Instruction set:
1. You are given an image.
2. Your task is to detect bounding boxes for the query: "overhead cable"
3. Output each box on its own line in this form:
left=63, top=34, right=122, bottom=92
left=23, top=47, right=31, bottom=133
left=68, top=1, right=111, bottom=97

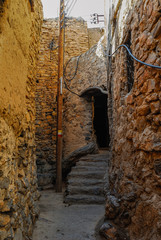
left=103, top=44, right=161, bottom=69
left=68, top=0, right=78, bottom=16
left=65, top=0, right=75, bottom=16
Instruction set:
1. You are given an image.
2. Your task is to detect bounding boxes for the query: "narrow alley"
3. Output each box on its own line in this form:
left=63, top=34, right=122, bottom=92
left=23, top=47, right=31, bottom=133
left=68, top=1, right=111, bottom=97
left=32, top=189, right=104, bottom=240
left=0, top=0, right=161, bottom=240
left=33, top=151, right=110, bottom=240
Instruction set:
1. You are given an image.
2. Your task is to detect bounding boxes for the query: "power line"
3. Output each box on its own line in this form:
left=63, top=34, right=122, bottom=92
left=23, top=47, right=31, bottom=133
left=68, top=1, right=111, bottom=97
left=68, top=0, right=78, bottom=16
left=102, top=44, right=161, bottom=69
left=65, top=0, right=75, bottom=16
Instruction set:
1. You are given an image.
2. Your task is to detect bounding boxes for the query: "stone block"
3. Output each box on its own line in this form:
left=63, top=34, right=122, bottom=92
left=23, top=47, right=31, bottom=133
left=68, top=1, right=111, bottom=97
left=0, top=214, right=10, bottom=227
left=146, top=93, right=158, bottom=102
left=125, top=94, right=134, bottom=105
left=148, top=79, right=156, bottom=92
left=152, top=19, right=161, bottom=38
left=137, top=105, right=150, bottom=116
left=150, top=101, right=160, bottom=114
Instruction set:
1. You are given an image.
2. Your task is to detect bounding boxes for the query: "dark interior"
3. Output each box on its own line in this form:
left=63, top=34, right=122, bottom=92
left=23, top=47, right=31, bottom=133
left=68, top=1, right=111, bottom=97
left=93, top=95, right=110, bottom=148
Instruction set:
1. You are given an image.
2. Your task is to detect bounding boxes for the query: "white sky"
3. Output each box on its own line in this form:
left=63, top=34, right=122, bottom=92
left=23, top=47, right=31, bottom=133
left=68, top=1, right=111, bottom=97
left=41, top=0, right=104, bottom=28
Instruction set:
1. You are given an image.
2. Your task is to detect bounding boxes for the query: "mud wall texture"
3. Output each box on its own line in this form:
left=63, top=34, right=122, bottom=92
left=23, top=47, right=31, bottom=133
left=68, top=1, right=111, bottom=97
left=35, top=18, right=90, bottom=188
left=105, top=0, right=161, bottom=239
left=63, top=44, right=107, bottom=158
left=0, top=0, right=43, bottom=239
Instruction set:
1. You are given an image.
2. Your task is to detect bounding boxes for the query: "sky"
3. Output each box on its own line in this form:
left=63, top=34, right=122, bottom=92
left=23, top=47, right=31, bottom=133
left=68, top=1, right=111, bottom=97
left=41, top=0, right=104, bottom=28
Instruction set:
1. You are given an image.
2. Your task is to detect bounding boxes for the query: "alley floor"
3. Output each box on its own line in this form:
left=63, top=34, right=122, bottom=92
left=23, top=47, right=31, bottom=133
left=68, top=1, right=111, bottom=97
left=32, top=189, right=105, bottom=240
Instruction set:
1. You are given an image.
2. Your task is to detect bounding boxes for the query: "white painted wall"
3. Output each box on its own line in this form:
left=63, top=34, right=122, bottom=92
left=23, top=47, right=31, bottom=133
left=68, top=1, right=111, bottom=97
left=104, top=0, right=137, bottom=52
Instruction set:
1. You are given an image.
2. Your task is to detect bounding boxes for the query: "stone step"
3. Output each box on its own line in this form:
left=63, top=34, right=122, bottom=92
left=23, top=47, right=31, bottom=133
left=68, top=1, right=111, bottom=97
left=68, top=178, right=105, bottom=186
left=77, top=161, right=107, bottom=167
left=81, top=153, right=110, bottom=159
left=67, top=185, right=104, bottom=196
left=64, top=194, right=105, bottom=204
left=72, top=165, right=106, bottom=171
left=64, top=152, right=111, bottom=204
left=68, top=170, right=105, bottom=179
left=78, top=158, right=108, bottom=162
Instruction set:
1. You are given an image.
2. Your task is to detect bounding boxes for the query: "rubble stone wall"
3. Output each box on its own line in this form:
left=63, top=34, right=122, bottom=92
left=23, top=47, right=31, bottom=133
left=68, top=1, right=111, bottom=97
left=63, top=44, right=107, bottom=157
left=88, top=28, right=104, bottom=48
left=35, top=18, right=90, bottom=188
left=105, top=0, right=161, bottom=239
left=0, top=0, right=43, bottom=239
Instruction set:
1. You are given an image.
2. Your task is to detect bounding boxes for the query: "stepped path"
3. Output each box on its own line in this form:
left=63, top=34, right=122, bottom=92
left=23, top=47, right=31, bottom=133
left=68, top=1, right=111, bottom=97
left=33, top=151, right=110, bottom=240
left=64, top=151, right=110, bottom=204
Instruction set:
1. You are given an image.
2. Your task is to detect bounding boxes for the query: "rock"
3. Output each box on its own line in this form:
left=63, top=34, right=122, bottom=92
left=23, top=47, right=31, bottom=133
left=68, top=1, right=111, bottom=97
left=146, top=93, right=158, bottom=102
left=99, top=222, right=117, bottom=240
left=0, top=177, right=10, bottom=189
left=137, top=105, right=150, bottom=116
left=148, top=79, right=156, bottom=92
left=0, top=214, right=10, bottom=227
left=152, top=19, right=161, bottom=38
left=150, top=101, right=160, bottom=114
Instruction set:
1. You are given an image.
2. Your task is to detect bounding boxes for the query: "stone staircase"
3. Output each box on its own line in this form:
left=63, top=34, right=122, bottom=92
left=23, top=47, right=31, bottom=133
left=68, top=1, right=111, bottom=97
left=64, top=151, right=110, bottom=204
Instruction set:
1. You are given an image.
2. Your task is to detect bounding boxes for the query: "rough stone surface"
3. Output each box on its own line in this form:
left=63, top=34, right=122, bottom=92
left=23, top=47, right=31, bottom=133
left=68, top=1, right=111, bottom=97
left=105, top=0, right=161, bottom=239
left=63, top=43, right=107, bottom=157
left=35, top=18, right=90, bottom=188
left=0, top=0, right=43, bottom=239
left=63, top=142, right=98, bottom=175
left=88, top=28, right=105, bottom=48
left=64, top=151, right=110, bottom=204
left=35, top=18, right=105, bottom=188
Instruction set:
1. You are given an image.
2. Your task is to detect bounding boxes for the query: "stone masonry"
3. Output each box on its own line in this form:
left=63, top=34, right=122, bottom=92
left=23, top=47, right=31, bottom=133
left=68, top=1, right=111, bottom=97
left=35, top=18, right=92, bottom=188
left=0, top=0, right=43, bottom=239
left=63, top=43, right=107, bottom=158
left=104, top=0, right=161, bottom=239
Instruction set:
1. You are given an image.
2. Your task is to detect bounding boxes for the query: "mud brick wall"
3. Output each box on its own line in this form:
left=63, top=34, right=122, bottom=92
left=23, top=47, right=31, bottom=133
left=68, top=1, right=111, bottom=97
left=105, top=0, right=161, bottom=239
left=0, top=0, right=43, bottom=239
left=35, top=18, right=89, bottom=188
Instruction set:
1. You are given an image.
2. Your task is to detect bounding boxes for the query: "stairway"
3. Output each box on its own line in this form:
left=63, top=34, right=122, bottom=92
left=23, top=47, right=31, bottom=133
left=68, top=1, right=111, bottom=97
left=64, top=151, right=110, bottom=204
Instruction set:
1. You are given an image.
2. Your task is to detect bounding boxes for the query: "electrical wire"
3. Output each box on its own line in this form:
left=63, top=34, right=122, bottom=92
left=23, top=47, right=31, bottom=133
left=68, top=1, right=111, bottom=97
left=63, top=55, right=81, bottom=81
left=64, top=78, right=80, bottom=97
left=104, top=44, right=161, bottom=69
left=65, top=0, right=75, bottom=16
left=68, top=0, right=78, bottom=16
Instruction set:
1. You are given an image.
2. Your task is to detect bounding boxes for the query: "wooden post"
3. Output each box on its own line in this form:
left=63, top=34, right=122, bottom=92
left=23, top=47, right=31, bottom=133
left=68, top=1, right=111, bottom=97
left=56, top=0, right=65, bottom=192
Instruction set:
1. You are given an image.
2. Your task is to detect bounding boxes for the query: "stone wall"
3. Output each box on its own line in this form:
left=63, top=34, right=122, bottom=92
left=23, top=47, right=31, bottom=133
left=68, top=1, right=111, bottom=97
left=104, top=0, right=161, bottom=239
left=88, top=28, right=104, bottom=48
left=35, top=18, right=90, bottom=188
left=63, top=43, right=107, bottom=158
left=0, top=0, right=43, bottom=239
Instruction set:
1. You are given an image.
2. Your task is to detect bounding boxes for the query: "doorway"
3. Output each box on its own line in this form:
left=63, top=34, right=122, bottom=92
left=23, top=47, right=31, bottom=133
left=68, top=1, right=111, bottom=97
left=93, top=94, right=110, bottom=148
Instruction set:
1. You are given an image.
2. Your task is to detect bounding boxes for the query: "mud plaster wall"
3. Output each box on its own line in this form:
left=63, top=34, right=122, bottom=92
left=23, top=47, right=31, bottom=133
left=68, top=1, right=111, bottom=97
left=35, top=18, right=90, bottom=188
left=105, top=0, right=161, bottom=239
left=63, top=44, right=107, bottom=158
left=0, top=0, right=43, bottom=239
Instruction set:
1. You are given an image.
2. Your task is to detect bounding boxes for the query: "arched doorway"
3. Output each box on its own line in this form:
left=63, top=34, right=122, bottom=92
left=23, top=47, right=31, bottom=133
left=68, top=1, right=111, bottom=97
left=93, top=94, right=110, bottom=148
left=80, top=86, right=110, bottom=149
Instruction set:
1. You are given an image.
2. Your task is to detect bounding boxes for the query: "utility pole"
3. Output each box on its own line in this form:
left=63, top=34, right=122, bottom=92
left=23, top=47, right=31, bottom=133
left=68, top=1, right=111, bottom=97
left=56, top=0, right=65, bottom=192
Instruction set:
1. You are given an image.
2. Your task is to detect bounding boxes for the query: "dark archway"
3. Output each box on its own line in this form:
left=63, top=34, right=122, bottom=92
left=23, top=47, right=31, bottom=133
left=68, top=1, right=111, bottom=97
left=80, top=86, right=110, bottom=149
left=93, top=95, right=110, bottom=148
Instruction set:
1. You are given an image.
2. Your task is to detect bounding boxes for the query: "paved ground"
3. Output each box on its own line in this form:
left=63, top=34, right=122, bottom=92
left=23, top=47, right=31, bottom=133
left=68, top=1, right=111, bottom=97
left=32, top=189, right=105, bottom=240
